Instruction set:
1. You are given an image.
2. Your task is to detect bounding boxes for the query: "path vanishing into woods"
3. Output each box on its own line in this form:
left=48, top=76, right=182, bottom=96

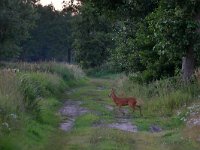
left=44, top=76, right=200, bottom=150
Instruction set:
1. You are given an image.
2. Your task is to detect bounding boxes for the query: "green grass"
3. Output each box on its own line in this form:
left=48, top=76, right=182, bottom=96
left=0, top=62, right=85, bottom=150
left=0, top=71, right=24, bottom=113
left=74, top=113, right=100, bottom=129
left=11, top=98, right=61, bottom=150
left=47, top=76, right=199, bottom=150
left=19, top=72, right=66, bottom=111
left=117, top=75, right=200, bottom=116
left=134, top=115, right=184, bottom=131
left=0, top=63, right=200, bottom=150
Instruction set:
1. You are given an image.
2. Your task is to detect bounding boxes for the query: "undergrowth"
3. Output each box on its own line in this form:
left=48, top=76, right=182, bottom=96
left=0, top=62, right=85, bottom=150
left=110, top=73, right=200, bottom=133
left=115, top=75, right=200, bottom=116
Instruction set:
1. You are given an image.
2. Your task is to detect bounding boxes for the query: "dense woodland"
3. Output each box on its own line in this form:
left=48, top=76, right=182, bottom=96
left=1, top=0, right=200, bottom=81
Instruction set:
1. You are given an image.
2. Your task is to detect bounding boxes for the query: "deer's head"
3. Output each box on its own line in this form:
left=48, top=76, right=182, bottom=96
left=108, top=88, right=115, bottom=97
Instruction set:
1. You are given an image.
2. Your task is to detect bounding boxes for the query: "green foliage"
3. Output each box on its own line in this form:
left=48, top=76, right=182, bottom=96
left=83, top=0, right=200, bottom=82
left=85, top=62, right=118, bottom=77
left=82, top=0, right=158, bottom=19
left=0, top=0, right=38, bottom=59
left=21, top=5, right=73, bottom=62
left=72, top=2, right=114, bottom=68
left=109, top=19, right=144, bottom=72
left=86, top=0, right=158, bottom=74
left=132, top=0, right=200, bottom=81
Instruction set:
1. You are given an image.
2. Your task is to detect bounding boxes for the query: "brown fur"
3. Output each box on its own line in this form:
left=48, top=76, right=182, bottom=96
left=109, top=88, right=142, bottom=116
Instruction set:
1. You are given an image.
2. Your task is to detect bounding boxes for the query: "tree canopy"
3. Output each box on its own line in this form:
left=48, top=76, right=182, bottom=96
left=78, top=0, right=200, bottom=81
left=21, top=4, right=73, bottom=62
left=0, top=0, right=38, bottom=60
left=0, top=0, right=200, bottom=82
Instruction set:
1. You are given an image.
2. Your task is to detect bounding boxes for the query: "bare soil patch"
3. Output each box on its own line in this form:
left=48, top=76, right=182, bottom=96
left=59, top=100, right=89, bottom=131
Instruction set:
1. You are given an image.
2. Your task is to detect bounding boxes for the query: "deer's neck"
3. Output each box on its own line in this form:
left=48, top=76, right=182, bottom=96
left=111, top=92, right=118, bottom=102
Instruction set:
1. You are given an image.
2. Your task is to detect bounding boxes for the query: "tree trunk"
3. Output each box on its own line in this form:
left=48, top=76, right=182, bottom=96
left=181, top=11, right=200, bottom=82
left=68, top=48, right=71, bottom=64
left=182, top=47, right=194, bottom=82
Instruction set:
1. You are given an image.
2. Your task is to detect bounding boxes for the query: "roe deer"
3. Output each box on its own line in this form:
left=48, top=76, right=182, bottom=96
left=109, top=88, right=142, bottom=116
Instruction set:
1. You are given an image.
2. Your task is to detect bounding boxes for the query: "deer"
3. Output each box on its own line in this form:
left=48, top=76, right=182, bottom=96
left=109, top=88, right=142, bottom=116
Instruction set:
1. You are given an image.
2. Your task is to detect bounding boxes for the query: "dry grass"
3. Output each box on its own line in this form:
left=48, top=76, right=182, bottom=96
left=2, top=62, right=85, bottom=79
left=0, top=70, right=24, bottom=113
left=0, top=62, right=85, bottom=150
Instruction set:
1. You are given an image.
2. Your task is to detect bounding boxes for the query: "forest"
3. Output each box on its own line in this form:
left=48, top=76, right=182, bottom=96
left=0, top=0, right=200, bottom=149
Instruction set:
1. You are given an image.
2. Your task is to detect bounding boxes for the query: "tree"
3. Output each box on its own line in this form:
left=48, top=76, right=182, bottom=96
left=137, top=0, right=200, bottom=81
left=21, top=4, right=73, bottom=62
left=0, top=0, right=38, bottom=60
left=71, top=2, right=114, bottom=68
left=89, top=0, right=158, bottom=75
left=87, top=0, right=200, bottom=82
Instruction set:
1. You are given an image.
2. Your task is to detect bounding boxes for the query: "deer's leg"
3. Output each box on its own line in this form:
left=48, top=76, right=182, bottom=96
left=132, top=107, right=136, bottom=112
left=119, top=105, right=125, bottom=115
left=136, top=105, right=142, bottom=116
left=130, top=105, right=135, bottom=112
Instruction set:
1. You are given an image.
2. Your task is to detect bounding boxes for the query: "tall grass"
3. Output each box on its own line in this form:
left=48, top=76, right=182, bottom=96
left=0, top=70, right=24, bottom=136
left=114, top=74, right=200, bottom=116
left=2, top=61, right=85, bottom=80
left=19, top=72, right=66, bottom=112
left=0, top=62, right=85, bottom=150
left=0, top=70, right=24, bottom=113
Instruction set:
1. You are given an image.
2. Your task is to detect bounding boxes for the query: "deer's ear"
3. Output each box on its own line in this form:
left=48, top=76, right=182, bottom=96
left=111, top=88, right=115, bottom=92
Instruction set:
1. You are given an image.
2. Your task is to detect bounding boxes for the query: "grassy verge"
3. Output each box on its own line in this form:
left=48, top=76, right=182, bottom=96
left=0, top=62, right=85, bottom=150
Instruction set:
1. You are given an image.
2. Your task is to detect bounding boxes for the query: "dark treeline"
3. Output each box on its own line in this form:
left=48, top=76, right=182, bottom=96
left=1, top=0, right=200, bottom=82
left=0, top=0, right=38, bottom=60
left=70, top=0, right=200, bottom=82
left=0, top=0, right=74, bottom=62
left=21, top=5, right=73, bottom=62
